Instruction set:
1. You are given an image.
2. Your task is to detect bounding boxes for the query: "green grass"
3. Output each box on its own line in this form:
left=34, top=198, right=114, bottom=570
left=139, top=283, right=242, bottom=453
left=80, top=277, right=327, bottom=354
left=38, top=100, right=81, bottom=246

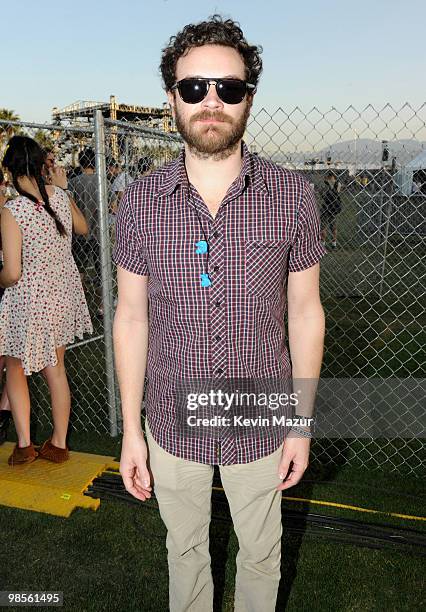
left=1, top=502, right=424, bottom=612
left=1, top=448, right=424, bottom=612
left=319, top=191, right=425, bottom=377
left=2, top=424, right=424, bottom=610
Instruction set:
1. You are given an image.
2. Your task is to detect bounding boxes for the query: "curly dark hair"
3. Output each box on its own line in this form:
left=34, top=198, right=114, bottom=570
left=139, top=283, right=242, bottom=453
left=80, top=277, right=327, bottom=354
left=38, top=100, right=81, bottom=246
left=160, top=14, right=263, bottom=91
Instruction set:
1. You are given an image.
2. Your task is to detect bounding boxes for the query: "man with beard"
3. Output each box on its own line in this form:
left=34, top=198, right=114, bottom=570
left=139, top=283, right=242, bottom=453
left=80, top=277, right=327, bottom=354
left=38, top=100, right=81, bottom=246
left=113, top=15, right=326, bottom=612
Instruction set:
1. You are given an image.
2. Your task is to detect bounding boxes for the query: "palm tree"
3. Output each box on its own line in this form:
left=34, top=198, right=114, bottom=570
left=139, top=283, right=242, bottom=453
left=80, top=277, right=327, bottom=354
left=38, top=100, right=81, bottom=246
left=34, top=129, right=55, bottom=152
left=0, top=108, right=21, bottom=157
left=0, top=108, right=20, bottom=122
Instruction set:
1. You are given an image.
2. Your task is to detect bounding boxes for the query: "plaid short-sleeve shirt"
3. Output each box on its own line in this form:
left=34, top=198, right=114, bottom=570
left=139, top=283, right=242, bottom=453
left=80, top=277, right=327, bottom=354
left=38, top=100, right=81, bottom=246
left=112, top=142, right=327, bottom=465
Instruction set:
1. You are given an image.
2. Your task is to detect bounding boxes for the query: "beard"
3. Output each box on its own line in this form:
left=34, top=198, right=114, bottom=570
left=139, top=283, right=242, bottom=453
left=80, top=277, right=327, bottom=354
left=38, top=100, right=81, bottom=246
left=174, top=101, right=251, bottom=161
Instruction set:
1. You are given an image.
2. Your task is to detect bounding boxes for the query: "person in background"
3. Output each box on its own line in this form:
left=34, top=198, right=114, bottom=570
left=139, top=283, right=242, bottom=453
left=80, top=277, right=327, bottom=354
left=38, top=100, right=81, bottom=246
left=319, top=171, right=342, bottom=249
left=0, top=168, right=11, bottom=445
left=68, top=148, right=103, bottom=314
left=67, top=164, right=82, bottom=181
left=109, top=157, right=153, bottom=220
left=106, top=157, right=119, bottom=221
left=0, top=136, right=92, bottom=465
left=108, top=159, right=134, bottom=214
left=42, top=148, right=55, bottom=183
left=42, top=149, right=84, bottom=255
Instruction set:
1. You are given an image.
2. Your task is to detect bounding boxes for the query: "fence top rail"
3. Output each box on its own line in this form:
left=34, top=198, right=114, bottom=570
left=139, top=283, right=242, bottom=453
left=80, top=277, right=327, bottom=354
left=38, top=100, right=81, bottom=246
left=104, top=118, right=182, bottom=142
left=0, top=118, right=95, bottom=134
left=0, top=117, right=182, bottom=142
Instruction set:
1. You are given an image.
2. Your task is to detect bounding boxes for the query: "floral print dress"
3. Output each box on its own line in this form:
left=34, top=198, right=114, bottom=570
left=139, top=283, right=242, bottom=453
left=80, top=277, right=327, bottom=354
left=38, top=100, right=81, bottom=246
left=0, top=187, right=93, bottom=374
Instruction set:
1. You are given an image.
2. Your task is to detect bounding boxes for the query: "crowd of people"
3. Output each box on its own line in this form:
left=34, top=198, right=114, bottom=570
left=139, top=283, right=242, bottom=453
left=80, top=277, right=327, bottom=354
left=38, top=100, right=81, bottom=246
left=0, top=135, right=153, bottom=463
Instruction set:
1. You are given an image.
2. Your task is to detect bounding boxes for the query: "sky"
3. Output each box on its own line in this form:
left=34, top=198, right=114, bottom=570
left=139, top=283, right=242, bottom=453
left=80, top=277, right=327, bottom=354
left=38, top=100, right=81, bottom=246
left=2, top=0, right=425, bottom=124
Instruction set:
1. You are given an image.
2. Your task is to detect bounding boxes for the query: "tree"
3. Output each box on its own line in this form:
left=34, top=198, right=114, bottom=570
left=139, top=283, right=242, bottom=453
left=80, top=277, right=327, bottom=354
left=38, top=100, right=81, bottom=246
left=138, top=143, right=180, bottom=166
left=34, top=129, right=56, bottom=152
left=0, top=108, right=22, bottom=156
left=0, top=108, right=20, bottom=122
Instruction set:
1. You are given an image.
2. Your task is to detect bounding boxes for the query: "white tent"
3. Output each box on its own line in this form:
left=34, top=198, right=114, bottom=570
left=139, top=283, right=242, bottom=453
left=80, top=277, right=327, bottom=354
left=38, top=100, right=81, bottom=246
left=394, top=149, right=426, bottom=195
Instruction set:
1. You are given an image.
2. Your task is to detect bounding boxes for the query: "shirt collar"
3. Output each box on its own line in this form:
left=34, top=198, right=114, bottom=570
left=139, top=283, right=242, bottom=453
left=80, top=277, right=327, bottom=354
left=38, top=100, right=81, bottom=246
left=238, top=142, right=269, bottom=194
left=157, top=141, right=269, bottom=197
left=157, top=148, right=188, bottom=197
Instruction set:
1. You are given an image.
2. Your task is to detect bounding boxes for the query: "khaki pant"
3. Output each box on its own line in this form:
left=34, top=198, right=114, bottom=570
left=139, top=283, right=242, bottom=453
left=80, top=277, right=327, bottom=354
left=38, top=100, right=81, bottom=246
left=145, top=420, right=284, bottom=612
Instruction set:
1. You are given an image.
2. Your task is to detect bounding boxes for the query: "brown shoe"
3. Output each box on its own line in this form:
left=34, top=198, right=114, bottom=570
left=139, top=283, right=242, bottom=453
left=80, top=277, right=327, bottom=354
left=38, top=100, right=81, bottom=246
left=37, top=438, right=69, bottom=463
left=8, top=442, right=38, bottom=466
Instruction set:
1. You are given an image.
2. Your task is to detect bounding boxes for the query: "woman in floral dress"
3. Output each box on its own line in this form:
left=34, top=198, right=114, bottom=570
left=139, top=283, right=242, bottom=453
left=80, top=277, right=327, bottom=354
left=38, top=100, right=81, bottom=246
left=0, top=136, right=93, bottom=465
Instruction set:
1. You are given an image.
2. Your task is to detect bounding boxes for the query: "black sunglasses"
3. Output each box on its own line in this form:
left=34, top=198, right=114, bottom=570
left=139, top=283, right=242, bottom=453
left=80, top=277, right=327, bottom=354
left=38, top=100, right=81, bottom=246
left=171, top=78, right=256, bottom=105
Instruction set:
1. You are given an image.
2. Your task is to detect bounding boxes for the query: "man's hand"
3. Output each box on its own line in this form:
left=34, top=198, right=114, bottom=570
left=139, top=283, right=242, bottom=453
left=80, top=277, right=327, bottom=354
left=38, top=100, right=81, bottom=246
left=276, top=435, right=311, bottom=491
left=120, top=431, right=152, bottom=501
left=49, top=166, right=68, bottom=190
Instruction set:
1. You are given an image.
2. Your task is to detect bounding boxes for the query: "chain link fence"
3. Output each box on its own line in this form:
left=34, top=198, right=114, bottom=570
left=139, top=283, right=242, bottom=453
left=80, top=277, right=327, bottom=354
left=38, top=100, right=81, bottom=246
left=0, top=118, right=113, bottom=435
left=0, top=103, right=424, bottom=474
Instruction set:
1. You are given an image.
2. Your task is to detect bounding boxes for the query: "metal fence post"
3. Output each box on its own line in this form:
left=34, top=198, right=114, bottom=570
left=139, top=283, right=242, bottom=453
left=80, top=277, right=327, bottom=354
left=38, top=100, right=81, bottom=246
left=94, top=110, right=119, bottom=436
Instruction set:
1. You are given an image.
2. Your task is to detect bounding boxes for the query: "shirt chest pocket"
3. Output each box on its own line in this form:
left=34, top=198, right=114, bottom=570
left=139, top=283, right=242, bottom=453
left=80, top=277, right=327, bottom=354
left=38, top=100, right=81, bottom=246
left=244, top=239, right=290, bottom=299
left=146, top=239, right=198, bottom=298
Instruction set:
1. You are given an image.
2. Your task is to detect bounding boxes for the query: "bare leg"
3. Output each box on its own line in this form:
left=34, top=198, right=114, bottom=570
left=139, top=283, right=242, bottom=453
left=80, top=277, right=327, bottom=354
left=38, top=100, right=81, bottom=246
left=0, top=356, right=11, bottom=412
left=41, top=346, right=70, bottom=449
left=5, top=356, right=31, bottom=447
left=0, top=387, right=10, bottom=412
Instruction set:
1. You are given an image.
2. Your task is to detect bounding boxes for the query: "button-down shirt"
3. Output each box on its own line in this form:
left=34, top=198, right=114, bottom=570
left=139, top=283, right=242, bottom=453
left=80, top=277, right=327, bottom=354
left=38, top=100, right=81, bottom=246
left=112, top=142, right=327, bottom=464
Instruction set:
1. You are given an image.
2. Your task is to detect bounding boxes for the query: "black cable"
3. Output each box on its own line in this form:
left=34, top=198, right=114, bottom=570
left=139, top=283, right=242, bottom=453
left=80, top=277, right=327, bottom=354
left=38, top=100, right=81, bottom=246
left=89, top=473, right=426, bottom=544
left=85, top=480, right=426, bottom=555
left=112, top=488, right=418, bottom=552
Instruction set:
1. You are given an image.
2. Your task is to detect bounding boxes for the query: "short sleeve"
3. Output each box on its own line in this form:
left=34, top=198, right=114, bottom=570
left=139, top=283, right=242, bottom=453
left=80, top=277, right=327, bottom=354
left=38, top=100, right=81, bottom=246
left=288, top=181, right=328, bottom=272
left=4, top=199, right=27, bottom=232
left=112, top=186, right=149, bottom=276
